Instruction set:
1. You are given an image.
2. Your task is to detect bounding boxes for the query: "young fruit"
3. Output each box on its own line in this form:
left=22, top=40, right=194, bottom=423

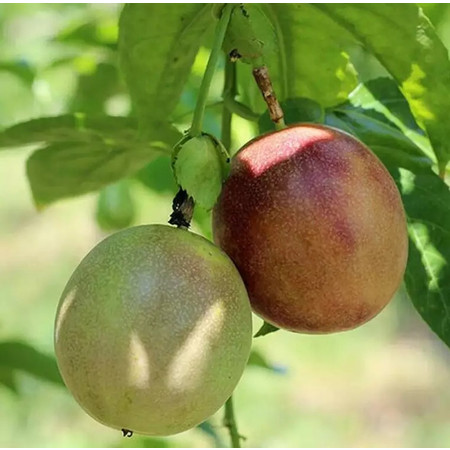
left=212, top=124, right=408, bottom=333
left=54, top=225, right=252, bottom=436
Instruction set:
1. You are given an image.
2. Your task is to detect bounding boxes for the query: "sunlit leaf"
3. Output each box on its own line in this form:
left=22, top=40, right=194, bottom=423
left=317, top=4, right=450, bottom=173
left=395, top=169, right=450, bottom=347
left=229, top=5, right=357, bottom=111
left=325, top=106, right=433, bottom=174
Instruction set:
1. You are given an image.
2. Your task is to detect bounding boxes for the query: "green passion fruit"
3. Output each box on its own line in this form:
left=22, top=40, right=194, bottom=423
left=54, top=225, right=252, bottom=436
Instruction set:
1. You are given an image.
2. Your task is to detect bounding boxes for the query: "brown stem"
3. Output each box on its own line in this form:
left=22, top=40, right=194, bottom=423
left=252, top=65, right=285, bottom=128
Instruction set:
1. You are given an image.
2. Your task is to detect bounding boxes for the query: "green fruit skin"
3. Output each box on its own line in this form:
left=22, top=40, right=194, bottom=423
left=54, top=225, right=252, bottom=436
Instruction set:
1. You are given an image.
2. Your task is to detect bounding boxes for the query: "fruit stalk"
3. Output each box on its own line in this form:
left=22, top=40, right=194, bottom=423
left=221, top=58, right=235, bottom=150
left=224, top=395, right=242, bottom=448
left=252, top=65, right=285, bottom=129
left=190, top=4, right=234, bottom=137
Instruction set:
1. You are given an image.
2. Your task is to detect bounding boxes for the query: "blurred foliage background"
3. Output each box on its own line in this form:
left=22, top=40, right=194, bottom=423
left=1, top=3, right=450, bottom=447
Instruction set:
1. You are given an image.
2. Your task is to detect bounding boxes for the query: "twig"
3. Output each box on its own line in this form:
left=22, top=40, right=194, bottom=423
left=224, top=396, right=242, bottom=448
left=252, top=65, right=285, bottom=129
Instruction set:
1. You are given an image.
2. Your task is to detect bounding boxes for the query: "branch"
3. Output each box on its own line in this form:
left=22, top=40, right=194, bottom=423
left=252, top=65, right=285, bottom=129
left=224, top=395, right=242, bottom=448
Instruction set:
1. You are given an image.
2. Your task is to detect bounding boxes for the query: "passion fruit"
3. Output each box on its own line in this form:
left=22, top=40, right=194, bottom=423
left=55, top=225, right=252, bottom=436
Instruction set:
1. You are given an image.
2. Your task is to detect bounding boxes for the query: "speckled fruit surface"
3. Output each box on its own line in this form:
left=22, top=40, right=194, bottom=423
left=54, top=225, right=252, bottom=436
left=213, top=124, right=408, bottom=333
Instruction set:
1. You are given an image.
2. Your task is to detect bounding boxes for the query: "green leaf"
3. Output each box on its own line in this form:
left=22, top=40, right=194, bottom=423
left=0, top=341, right=64, bottom=386
left=325, top=106, right=433, bottom=174
left=96, top=180, right=135, bottom=231
left=393, top=169, right=450, bottom=348
left=247, top=349, right=274, bottom=371
left=348, top=78, right=422, bottom=133
left=119, top=4, right=214, bottom=130
left=223, top=4, right=268, bottom=65
left=254, top=321, right=279, bottom=338
left=0, top=368, right=19, bottom=394
left=0, top=114, right=181, bottom=206
left=420, top=4, right=449, bottom=27
left=27, top=141, right=156, bottom=207
left=70, top=63, right=121, bottom=115
left=0, top=61, right=35, bottom=86
left=0, top=114, right=178, bottom=149
left=259, top=97, right=325, bottom=134
left=54, top=20, right=118, bottom=51
left=253, top=5, right=357, bottom=107
left=135, top=155, right=178, bottom=194
left=316, top=4, right=450, bottom=173
left=172, top=134, right=229, bottom=210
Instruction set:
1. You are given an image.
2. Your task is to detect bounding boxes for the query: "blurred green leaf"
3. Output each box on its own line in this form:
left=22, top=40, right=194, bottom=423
left=113, top=436, right=170, bottom=448
left=393, top=168, right=450, bottom=348
left=317, top=4, right=450, bottom=173
left=254, top=321, right=279, bottom=338
left=173, top=134, right=229, bottom=210
left=70, top=63, right=121, bottom=114
left=259, top=97, right=324, bottom=134
left=247, top=349, right=274, bottom=371
left=0, top=341, right=64, bottom=386
left=197, top=421, right=226, bottom=448
left=135, top=155, right=178, bottom=194
left=0, top=367, right=19, bottom=394
left=119, top=4, right=213, bottom=132
left=54, top=20, right=118, bottom=50
left=0, top=61, right=35, bottom=86
left=420, top=4, right=449, bottom=27
left=96, top=180, right=135, bottom=231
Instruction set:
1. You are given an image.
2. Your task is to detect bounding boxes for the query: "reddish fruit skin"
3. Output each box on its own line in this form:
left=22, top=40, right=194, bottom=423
left=212, top=124, right=408, bottom=333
